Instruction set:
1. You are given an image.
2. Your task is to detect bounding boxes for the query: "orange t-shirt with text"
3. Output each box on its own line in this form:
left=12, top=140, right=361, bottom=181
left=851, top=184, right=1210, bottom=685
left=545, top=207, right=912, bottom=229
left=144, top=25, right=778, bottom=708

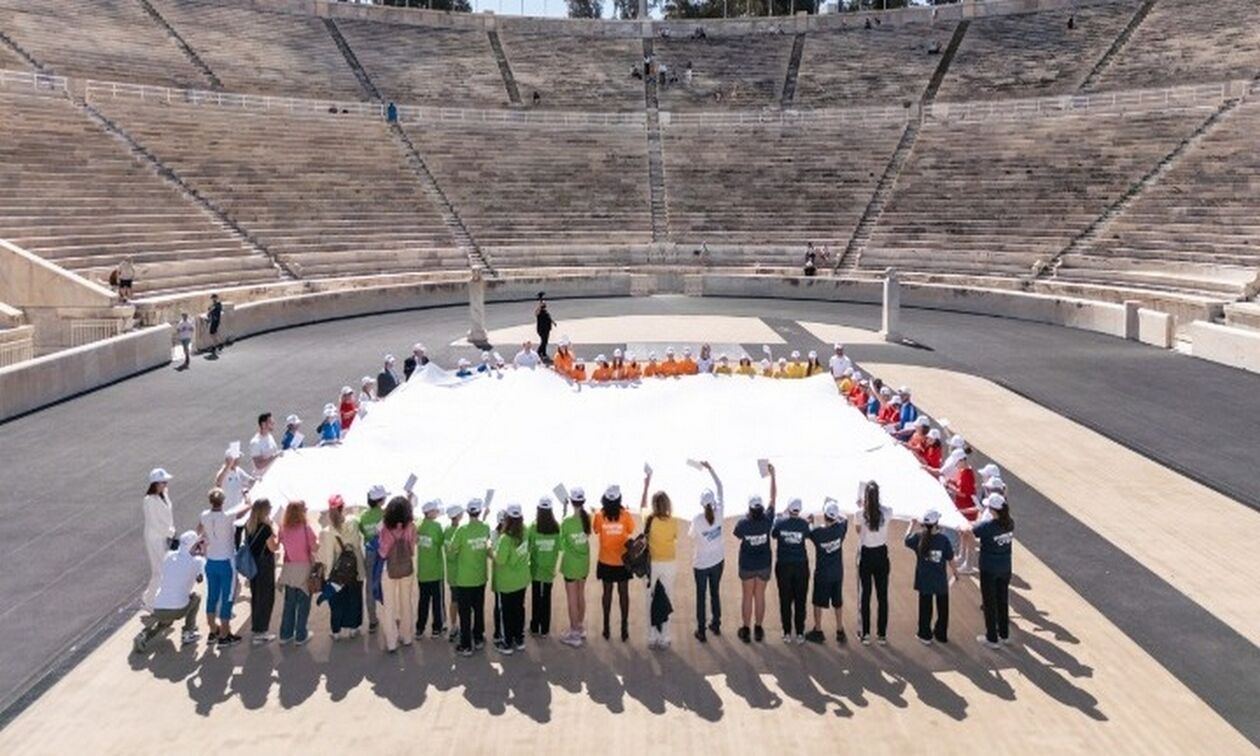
left=592, top=509, right=636, bottom=566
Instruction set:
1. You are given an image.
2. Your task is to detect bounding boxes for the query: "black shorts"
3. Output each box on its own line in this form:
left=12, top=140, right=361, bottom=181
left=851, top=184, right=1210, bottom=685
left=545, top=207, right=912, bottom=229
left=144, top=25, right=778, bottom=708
left=813, top=577, right=842, bottom=608
left=596, top=563, right=630, bottom=583
left=119, top=278, right=134, bottom=288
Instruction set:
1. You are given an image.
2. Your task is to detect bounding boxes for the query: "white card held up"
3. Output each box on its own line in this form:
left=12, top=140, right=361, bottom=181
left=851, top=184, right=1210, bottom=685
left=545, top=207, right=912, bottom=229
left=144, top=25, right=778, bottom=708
left=757, top=458, right=770, bottom=478
left=404, top=473, right=418, bottom=493
left=553, top=484, right=569, bottom=503
left=643, top=462, right=652, bottom=477
left=484, top=488, right=495, bottom=508
left=228, top=440, right=241, bottom=458
left=685, top=458, right=704, bottom=470
left=762, top=345, right=773, bottom=356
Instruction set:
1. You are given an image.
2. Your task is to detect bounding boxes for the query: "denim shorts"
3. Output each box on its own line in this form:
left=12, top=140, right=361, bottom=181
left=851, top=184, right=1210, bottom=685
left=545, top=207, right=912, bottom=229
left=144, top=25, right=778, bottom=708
left=205, top=558, right=235, bottom=620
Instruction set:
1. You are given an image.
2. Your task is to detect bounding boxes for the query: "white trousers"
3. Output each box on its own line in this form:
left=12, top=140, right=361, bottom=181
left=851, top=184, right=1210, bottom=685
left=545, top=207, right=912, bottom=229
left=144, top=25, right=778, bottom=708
left=143, top=535, right=168, bottom=609
left=646, top=560, right=677, bottom=645
left=380, top=575, right=418, bottom=651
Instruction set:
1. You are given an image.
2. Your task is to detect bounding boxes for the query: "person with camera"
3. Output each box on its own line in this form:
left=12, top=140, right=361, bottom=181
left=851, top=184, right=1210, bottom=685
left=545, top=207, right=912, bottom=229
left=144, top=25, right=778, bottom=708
left=535, top=292, right=556, bottom=363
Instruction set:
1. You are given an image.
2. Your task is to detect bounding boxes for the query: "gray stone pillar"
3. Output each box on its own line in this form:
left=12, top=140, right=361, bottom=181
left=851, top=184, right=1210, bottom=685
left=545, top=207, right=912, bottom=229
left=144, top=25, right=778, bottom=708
left=881, top=268, right=902, bottom=344
left=1123, top=300, right=1141, bottom=341
left=468, top=268, right=488, bottom=346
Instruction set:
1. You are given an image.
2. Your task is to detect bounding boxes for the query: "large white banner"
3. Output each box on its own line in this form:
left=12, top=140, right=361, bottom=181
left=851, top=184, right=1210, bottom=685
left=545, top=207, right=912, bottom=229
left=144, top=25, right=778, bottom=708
left=251, top=366, right=961, bottom=528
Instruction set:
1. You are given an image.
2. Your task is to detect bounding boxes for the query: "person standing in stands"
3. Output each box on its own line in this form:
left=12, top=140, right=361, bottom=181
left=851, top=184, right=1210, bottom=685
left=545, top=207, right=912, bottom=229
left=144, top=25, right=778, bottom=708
left=142, top=468, right=176, bottom=610
left=317, top=495, right=365, bottom=640
left=416, top=499, right=447, bottom=638
left=450, top=499, right=491, bottom=657
left=528, top=497, right=560, bottom=638
left=276, top=500, right=317, bottom=645
left=404, top=343, right=429, bottom=380
left=204, top=293, right=223, bottom=358
left=733, top=463, right=776, bottom=643
left=249, top=413, right=279, bottom=475
left=688, top=461, right=724, bottom=642
left=558, top=488, right=591, bottom=647
left=593, top=485, right=635, bottom=641
left=805, top=500, right=847, bottom=645
left=640, top=469, right=679, bottom=650
left=974, top=494, right=1015, bottom=649
left=241, top=498, right=278, bottom=645
left=854, top=482, right=892, bottom=645
left=493, top=505, right=531, bottom=654
left=117, top=256, right=136, bottom=302
left=535, top=294, right=556, bottom=363
left=905, top=509, right=957, bottom=645
left=772, top=496, right=811, bottom=645
left=377, top=355, right=401, bottom=398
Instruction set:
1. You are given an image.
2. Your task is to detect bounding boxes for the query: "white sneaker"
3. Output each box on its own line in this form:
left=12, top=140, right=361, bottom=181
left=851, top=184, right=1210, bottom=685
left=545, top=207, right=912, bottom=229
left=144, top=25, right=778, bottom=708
left=180, top=630, right=200, bottom=645
left=782, top=633, right=792, bottom=644
left=794, top=634, right=806, bottom=645
left=999, top=636, right=1013, bottom=647
left=560, top=633, right=583, bottom=648
left=251, top=633, right=276, bottom=645
left=976, top=634, right=1001, bottom=650
left=918, top=636, right=933, bottom=646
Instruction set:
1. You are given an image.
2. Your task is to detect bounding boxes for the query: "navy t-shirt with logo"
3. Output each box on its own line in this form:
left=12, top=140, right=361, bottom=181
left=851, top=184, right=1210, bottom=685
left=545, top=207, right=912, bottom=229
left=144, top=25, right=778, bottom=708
left=733, top=507, right=775, bottom=572
left=905, top=530, right=954, bottom=595
left=972, top=520, right=1014, bottom=575
left=808, top=520, right=847, bottom=582
left=772, top=515, right=810, bottom=565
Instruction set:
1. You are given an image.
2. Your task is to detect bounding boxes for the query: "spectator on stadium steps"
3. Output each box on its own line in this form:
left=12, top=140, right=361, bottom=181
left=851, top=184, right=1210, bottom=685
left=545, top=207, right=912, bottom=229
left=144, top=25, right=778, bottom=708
left=905, top=509, right=957, bottom=645
left=281, top=414, right=305, bottom=451
left=249, top=413, right=279, bottom=474
left=117, top=256, right=136, bottom=302
left=854, top=482, right=891, bottom=645
left=175, top=313, right=195, bottom=370
left=316, top=494, right=365, bottom=640
left=532, top=91, right=541, bottom=106
left=377, top=355, right=401, bottom=398
left=1067, top=14, right=1075, bottom=30
left=133, top=531, right=204, bottom=653
left=197, top=487, right=242, bottom=647
left=204, top=293, right=223, bottom=359
left=515, top=340, right=542, bottom=369
left=593, top=485, right=635, bottom=641
left=733, top=463, right=775, bottom=643
left=535, top=297, right=555, bottom=360
left=631, top=65, right=642, bottom=80
left=688, top=462, right=724, bottom=643
left=805, top=500, right=847, bottom=645
left=241, top=497, right=278, bottom=645
left=829, top=343, right=852, bottom=379
left=558, top=488, right=591, bottom=647
left=692, top=27, right=705, bottom=40
left=772, top=496, right=811, bottom=645
left=684, top=61, right=694, bottom=87
left=658, top=63, right=668, bottom=87
left=385, top=102, right=397, bottom=123
left=404, top=343, right=429, bottom=380
left=974, top=493, right=1015, bottom=649
left=214, top=445, right=253, bottom=514
left=277, top=500, right=317, bottom=645
left=640, top=469, right=679, bottom=649
left=697, top=344, right=714, bottom=374
left=142, top=468, right=177, bottom=610
left=643, top=53, right=653, bottom=77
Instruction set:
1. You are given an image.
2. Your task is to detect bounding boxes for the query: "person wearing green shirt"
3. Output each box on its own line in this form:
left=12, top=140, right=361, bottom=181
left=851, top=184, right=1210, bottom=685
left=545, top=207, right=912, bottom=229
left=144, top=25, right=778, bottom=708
left=449, top=499, right=490, bottom=656
left=443, top=503, right=464, bottom=643
left=358, top=484, right=388, bottom=634
left=528, top=497, right=561, bottom=637
left=415, top=499, right=446, bottom=638
left=494, top=504, right=531, bottom=654
left=558, top=487, right=592, bottom=648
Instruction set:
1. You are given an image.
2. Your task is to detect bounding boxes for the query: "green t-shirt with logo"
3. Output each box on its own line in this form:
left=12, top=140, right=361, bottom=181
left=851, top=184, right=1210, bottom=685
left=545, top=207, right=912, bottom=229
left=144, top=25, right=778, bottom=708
left=450, top=519, right=491, bottom=588
left=528, top=524, right=560, bottom=583
left=494, top=533, right=531, bottom=594
left=443, top=522, right=460, bottom=584
left=359, top=507, right=385, bottom=543
left=416, top=517, right=445, bottom=582
left=558, top=515, right=591, bottom=581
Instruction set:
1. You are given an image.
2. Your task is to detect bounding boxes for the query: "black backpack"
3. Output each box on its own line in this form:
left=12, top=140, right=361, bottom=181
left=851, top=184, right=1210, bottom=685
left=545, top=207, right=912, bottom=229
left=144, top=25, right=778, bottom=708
left=327, top=536, right=359, bottom=584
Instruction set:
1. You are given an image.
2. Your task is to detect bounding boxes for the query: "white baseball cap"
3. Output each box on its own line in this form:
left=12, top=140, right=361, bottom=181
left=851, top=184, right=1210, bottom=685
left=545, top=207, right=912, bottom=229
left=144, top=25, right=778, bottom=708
left=915, top=416, right=931, bottom=428
left=683, top=347, right=692, bottom=356
left=368, top=485, right=388, bottom=502
left=467, top=498, right=484, bottom=514
left=481, top=351, right=492, bottom=361
left=665, top=347, right=675, bottom=356
left=833, top=343, right=844, bottom=351
left=824, top=501, right=841, bottom=520
left=927, top=428, right=942, bottom=441
left=747, top=495, right=764, bottom=510
left=923, top=509, right=941, bottom=525
left=570, top=487, right=586, bottom=503
left=984, top=477, right=1007, bottom=492
left=458, top=358, right=470, bottom=367
left=899, top=386, right=911, bottom=395
left=625, top=351, right=636, bottom=361
left=891, top=395, right=903, bottom=405
left=224, top=445, right=241, bottom=460
left=323, top=404, right=337, bottom=418
left=978, top=463, right=1001, bottom=479
left=496, top=510, right=507, bottom=524
left=808, top=350, right=817, bottom=359
left=286, top=414, right=301, bottom=426
left=595, top=354, right=607, bottom=363
left=949, top=435, right=966, bottom=449
left=648, top=351, right=657, bottom=360
left=603, top=484, right=621, bottom=501
left=413, top=343, right=426, bottom=353
left=385, top=354, right=396, bottom=364
left=447, top=504, right=465, bottom=519
left=760, top=358, right=770, bottom=368
left=718, top=354, right=729, bottom=362
left=613, top=348, right=623, bottom=358
left=880, top=386, right=893, bottom=396
left=559, top=336, right=571, bottom=347
left=422, top=499, right=441, bottom=514
left=852, top=371, right=864, bottom=380
left=538, top=496, right=553, bottom=510
left=148, top=468, right=173, bottom=484
left=791, top=350, right=800, bottom=359
left=506, top=504, right=523, bottom=519
left=341, top=385, right=353, bottom=395
left=361, top=376, right=374, bottom=386
left=983, top=494, right=1006, bottom=511
left=777, top=357, right=787, bottom=365
left=787, top=498, right=803, bottom=514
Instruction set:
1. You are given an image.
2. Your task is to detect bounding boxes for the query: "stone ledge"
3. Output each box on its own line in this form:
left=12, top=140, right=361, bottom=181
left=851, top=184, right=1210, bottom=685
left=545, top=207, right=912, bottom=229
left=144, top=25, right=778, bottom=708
left=1187, top=321, right=1260, bottom=375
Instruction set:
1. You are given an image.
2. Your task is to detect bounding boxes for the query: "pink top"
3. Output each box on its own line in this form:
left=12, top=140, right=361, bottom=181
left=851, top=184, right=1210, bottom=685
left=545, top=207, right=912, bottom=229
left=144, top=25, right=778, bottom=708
left=378, top=522, right=415, bottom=559
left=279, top=524, right=317, bottom=564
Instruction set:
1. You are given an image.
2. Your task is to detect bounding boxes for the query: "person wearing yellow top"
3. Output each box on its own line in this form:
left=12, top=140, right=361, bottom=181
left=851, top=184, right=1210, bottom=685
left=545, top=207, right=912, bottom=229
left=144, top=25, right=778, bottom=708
left=735, top=357, right=756, bottom=377
left=659, top=347, right=681, bottom=377
left=640, top=468, right=679, bottom=649
left=837, top=368, right=854, bottom=394
left=714, top=355, right=733, bottom=375
left=643, top=353, right=661, bottom=378
left=774, top=357, right=791, bottom=378
left=784, top=351, right=807, bottom=379
left=679, top=347, right=699, bottom=376
left=803, top=350, right=826, bottom=377
left=760, top=358, right=775, bottom=377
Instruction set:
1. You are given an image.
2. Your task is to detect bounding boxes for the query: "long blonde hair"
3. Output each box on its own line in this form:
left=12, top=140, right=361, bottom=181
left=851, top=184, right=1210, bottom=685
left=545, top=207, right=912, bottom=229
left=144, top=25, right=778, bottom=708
left=246, top=498, right=271, bottom=535
left=281, top=500, right=308, bottom=531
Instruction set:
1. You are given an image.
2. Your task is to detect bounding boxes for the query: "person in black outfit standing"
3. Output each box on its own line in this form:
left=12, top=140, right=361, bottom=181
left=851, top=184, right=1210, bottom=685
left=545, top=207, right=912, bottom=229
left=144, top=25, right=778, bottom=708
left=974, top=493, right=1015, bottom=648
left=535, top=293, right=556, bottom=364
left=205, top=293, right=223, bottom=359
left=241, top=498, right=278, bottom=644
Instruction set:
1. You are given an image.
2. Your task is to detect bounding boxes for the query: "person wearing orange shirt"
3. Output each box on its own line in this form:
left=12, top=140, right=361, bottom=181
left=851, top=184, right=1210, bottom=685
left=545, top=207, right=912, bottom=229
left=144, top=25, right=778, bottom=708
left=552, top=338, right=575, bottom=378
left=919, top=428, right=944, bottom=469
left=643, top=352, right=661, bottom=378
left=609, top=348, right=627, bottom=380
left=659, top=347, right=681, bottom=377
left=904, top=417, right=932, bottom=458
left=679, top=347, right=699, bottom=376
left=878, top=395, right=902, bottom=426
left=591, top=355, right=614, bottom=382
left=592, top=485, right=635, bottom=641
left=571, top=360, right=588, bottom=382
left=623, top=351, right=642, bottom=380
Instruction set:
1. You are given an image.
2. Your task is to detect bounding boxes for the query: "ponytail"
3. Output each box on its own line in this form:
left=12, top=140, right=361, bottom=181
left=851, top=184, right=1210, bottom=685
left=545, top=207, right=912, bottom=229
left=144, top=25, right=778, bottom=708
left=577, top=504, right=591, bottom=536
left=704, top=504, right=715, bottom=526
left=863, top=482, right=882, bottom=531
left=995, top=503, right=1014, bottom=532
left=918, top=524, right=935, bottom=558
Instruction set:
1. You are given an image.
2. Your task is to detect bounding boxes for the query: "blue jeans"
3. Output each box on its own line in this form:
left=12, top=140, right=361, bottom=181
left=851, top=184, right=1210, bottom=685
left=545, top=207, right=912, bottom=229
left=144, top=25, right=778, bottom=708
left=280, top=586, right=311, bottom=642
left=205, top=559, right=234, bottom=620
left=693, top=562, right=723, bottom=630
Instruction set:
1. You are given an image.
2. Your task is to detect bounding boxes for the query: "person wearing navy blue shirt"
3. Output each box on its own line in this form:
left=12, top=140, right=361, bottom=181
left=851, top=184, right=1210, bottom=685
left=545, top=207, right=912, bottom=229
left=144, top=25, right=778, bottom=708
left=973, top=494, right=1015, bottom=648
left=732, top=463, right=776, bottom=644
left=805, top=501, right=847, bottom=645
left=898, top=386, right=919, bottom=428
left=905, top=509, right=957, bottom=645
left=772, top=496, right=811, bottom=644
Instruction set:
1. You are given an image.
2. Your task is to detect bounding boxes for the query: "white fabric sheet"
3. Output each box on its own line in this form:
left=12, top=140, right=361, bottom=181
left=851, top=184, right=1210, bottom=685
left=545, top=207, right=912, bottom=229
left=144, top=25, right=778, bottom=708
left=251, top=366, right=961, bottom=528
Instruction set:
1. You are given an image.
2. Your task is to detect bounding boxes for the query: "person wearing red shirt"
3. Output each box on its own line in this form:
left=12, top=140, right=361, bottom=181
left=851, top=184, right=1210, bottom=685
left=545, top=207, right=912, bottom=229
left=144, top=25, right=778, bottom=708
left=338, top=386, right=357, bottom=432
left=877, top=395, right=902, bottom=426
left=919, top=429, right=944, bottom=469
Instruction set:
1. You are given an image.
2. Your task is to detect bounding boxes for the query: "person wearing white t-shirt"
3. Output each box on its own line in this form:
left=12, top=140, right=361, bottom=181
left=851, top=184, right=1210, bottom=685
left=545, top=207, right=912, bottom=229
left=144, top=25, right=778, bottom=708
left=249, top=412, right=279, bottom=474
left=854, top=481, right=893, bottom=645
left=142, top=468, right=176, bottom=610
left=514, top=341, right=542, bottom=368
left=133, top=531, right=205, bottom=653
left=197, top=488, right=245, bottom=647
left=687, top=461, right=725, bottom=642
left=214, top=447, right=254, bottom=514
left=828, top=344, right=852, bottom=380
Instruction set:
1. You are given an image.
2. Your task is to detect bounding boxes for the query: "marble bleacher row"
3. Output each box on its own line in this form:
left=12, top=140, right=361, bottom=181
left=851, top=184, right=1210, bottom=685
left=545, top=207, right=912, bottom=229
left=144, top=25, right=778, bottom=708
left=93, top=98, right=462, bottom=279
left=1056, top=97, right=1260, bottom=298
left=405, top=120, right=651, bottom=266
left=862, top=108, right=1214, bottom=277
left=796, top=21, right=956, bottom=107
left=661, top=116, right=904, bottom=263
left=0, top=0, right=207, bottom=88
left=655, top=35, right=792, bottom=111
left=935, top=3, right=1139, bottom=101
left=502, top=32, right=644, bottom=111
left=0, top=87, right=281, bottom=294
